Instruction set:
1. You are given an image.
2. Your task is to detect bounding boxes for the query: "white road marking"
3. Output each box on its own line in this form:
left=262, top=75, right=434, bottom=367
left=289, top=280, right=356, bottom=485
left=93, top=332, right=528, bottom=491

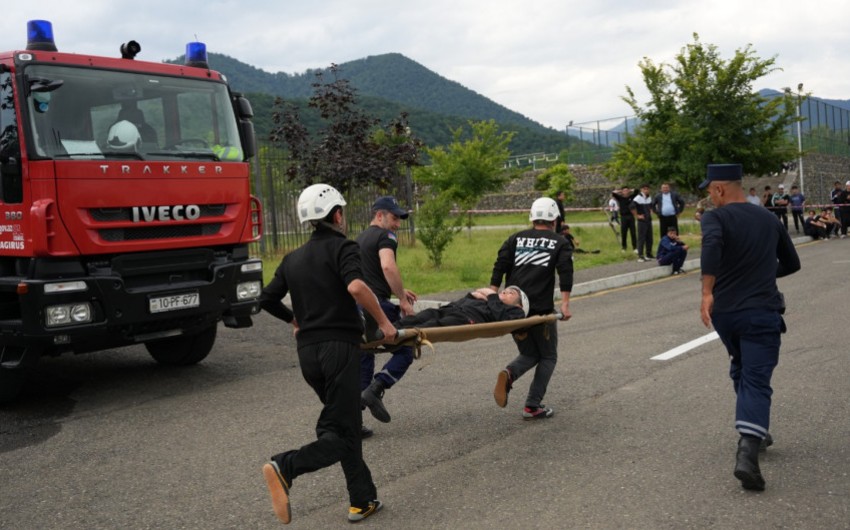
left=651, top=331, right=719, bottom=360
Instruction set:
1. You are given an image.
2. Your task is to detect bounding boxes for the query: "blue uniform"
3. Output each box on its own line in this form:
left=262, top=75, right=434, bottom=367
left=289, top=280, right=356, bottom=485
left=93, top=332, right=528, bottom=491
left=356, top=225, right=414, bottom=391
left=701, top=202, right=800, bottom=439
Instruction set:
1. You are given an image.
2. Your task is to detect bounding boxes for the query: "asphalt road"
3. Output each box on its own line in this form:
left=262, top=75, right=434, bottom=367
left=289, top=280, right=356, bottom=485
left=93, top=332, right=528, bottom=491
left=1, top=239, right=848, bottom=529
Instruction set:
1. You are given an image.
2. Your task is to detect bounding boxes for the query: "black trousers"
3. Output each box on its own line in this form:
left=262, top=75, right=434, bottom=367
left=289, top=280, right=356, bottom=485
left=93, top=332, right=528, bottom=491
left=658, top=214, right=678, bottom=239
left=841, top=210, right=850, bottom=236
left=273, top=340, right=376, bottom=506
left=791, top=210, right=804, bottom=232
left=637, top=220, right=654, bottom=257
left=774, top=210, right=788, bottom=230
left=620, top=216, right=636, bottom=250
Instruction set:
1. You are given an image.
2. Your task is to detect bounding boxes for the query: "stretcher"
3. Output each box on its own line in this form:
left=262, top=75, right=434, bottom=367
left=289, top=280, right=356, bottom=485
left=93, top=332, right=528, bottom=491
left=361, top=313, right=562, bottom=358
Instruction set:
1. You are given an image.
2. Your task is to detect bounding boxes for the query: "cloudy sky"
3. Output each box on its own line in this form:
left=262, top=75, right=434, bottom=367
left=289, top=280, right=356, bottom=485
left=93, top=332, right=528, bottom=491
left=3, top=1, right=846, bottom=130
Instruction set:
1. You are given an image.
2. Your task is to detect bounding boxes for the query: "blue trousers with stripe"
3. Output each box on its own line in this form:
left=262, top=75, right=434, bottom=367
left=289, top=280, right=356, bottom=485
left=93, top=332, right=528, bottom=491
left=711, top=308, right=784, bottom=439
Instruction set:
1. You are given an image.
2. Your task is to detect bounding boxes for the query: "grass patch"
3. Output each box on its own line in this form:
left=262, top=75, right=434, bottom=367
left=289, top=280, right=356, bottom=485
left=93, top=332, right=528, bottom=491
left=261, top=221, right=703, bottom=295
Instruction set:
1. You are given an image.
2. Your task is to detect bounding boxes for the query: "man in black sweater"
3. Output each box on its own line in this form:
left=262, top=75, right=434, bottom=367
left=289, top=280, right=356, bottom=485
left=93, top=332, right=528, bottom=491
left=259, top=184, right=395, bottom=524
left=490, top=197, right=573, bottom=420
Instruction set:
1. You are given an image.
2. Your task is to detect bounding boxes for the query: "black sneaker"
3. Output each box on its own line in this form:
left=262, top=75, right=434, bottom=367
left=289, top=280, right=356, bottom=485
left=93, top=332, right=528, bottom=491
left=493, top=369, right=512, bottom=408
left=361, top=425, right=374, bottom=439
left=262, top=460, right=292, bottom=524
left=348, top=500, right=383, bottom=523
left=522, top=405, right=554, bottom=420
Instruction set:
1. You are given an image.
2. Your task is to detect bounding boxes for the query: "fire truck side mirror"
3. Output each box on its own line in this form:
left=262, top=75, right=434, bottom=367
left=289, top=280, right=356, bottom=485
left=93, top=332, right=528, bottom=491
left=233, top=94, right=253, bottom=120
left=238, top=120, right=256, bottom=160
left=232, top=94, right=255, bottom=159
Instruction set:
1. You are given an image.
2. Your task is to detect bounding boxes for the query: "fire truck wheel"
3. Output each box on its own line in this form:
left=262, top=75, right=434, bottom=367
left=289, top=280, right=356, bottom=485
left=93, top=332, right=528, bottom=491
left=0, top=367, right=26, bottom=404
left=145, top=324, right=217, bottom=366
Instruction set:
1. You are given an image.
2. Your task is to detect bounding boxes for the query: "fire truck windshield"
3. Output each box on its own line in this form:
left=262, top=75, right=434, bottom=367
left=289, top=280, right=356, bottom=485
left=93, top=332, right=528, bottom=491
left=23, top=64, right=243, bottom=162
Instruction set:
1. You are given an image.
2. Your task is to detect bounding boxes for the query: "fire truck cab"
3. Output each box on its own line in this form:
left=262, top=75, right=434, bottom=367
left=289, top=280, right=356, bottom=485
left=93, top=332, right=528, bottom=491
left=0, top=21, right=263, bottom=401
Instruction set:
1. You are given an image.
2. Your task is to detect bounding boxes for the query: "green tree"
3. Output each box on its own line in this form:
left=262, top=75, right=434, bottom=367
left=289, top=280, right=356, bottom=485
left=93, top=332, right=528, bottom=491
left=608, top=34, right=800, bottom=192
left=533, top=163, right=577, bottom=202
left=414, top=120, right=515, bottom=266
left=415, top=194, right=462, bottom=269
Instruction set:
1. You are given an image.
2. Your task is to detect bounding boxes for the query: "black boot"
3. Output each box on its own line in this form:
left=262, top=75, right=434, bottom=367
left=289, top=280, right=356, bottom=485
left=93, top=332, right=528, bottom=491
left=759, top=432, right=773, bottom=452
left=361, top=379, right=391, bottom=423
left=734, top=435, right=765, bottom=491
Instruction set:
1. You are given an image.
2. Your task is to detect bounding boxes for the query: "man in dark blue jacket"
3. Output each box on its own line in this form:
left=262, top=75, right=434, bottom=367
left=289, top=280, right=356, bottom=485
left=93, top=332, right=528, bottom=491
left=699, top=164, right=800, bottom=493
left=656, top=226, right=689, bottom=275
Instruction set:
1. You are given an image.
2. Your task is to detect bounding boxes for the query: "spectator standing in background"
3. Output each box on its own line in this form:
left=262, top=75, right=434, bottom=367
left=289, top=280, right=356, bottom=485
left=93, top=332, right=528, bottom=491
left=771, top=184, right=790, bottom=230
left=611, top=186, right=638, bottom=253
left=746, top=187, right=762, bottom=206
left=630, top=184, right=654, bottom=262
left=788, top=185, right=805, bottom=234
left=652, top=182, right=686, bottom=239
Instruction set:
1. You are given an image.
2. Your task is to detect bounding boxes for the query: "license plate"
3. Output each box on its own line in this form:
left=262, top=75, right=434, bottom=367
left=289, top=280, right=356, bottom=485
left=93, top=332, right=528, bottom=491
left=149, top=292, right=199, bottom=314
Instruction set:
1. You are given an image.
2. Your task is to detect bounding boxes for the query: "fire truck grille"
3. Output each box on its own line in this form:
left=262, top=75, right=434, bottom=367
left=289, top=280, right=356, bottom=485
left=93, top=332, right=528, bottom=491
left=90, top=205, right=227, bottom=222
left=99, top=224, right=222, bottom=241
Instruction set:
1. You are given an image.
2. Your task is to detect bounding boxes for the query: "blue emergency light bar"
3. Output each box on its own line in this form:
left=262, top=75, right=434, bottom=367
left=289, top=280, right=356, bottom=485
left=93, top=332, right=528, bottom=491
left=185, top=42, right=209, bottom=68
left=27, top=20, right=58, bottom=52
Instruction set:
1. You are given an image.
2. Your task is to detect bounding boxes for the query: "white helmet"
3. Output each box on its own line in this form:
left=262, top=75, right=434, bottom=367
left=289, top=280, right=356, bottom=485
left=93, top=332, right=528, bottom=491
left=106, top=120, right=141, bottom=151
left=297, top=183, right=346, bottom=223
left=506, top=285, right=530, bottom=317
left=529, top=197, right=559, bottom=222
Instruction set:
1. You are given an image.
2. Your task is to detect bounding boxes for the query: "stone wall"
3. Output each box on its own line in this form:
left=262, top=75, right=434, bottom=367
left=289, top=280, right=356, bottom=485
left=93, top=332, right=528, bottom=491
left=475, top=154, right=850, bottom=210
left=474, top=165, right=615, bottom=211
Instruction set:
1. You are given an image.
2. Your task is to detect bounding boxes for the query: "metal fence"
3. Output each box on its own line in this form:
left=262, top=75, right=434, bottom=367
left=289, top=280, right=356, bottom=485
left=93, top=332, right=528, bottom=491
left=250, top=144, right=415, bottom=257
left=562, top=98, right=850, bottom=164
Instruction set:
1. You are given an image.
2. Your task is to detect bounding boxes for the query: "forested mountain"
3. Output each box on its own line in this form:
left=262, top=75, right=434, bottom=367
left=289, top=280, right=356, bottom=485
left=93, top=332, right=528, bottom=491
left=169, top=52, right=570, bottom=153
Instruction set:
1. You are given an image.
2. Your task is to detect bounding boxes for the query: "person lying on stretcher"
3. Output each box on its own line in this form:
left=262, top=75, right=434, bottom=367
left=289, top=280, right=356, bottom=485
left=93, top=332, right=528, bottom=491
left=395, top=286, right=528, bottom=328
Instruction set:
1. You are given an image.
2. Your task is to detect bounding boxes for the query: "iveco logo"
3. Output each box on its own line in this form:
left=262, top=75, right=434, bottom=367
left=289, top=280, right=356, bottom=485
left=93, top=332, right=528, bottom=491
left=132, top=205, right=202, bottom=223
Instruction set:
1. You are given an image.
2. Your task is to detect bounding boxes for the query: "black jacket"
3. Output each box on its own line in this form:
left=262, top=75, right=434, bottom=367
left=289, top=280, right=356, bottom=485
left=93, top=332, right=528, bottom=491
left=490, top=227, right=573, bottom=316
left=651, top=191, right=686, bottom=216
left=260, top=225, right=365, bottom=347
left=396, top=293, right=525, bottom=328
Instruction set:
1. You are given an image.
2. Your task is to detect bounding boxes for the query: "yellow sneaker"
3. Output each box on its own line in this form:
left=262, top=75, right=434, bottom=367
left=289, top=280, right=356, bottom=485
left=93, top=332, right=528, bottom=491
left=348, top=500, right=383, bottom=523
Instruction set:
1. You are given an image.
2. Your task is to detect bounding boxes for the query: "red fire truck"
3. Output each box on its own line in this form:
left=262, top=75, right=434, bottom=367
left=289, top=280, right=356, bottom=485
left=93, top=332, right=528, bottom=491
left=0, top=21, right=263, bottom=401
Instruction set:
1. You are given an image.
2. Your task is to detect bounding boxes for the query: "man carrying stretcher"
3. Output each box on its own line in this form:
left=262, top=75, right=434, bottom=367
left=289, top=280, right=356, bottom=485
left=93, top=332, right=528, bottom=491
left=490, top=196, right=574, bottom=420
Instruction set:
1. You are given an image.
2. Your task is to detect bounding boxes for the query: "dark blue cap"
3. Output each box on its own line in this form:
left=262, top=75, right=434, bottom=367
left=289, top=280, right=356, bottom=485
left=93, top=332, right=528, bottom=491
left=372, top=196, right=409, bottom=219
left=699, top=164, right=743, bottom=189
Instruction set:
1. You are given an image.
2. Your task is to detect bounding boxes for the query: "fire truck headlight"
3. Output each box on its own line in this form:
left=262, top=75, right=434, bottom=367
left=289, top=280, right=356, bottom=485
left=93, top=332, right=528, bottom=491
left=44, top=280, right=88, bottom=294
left=45, top=303, right=93, bottom=327
left=236, top=281, right=262, bottom=301
left=240, top=261, right=262, bottom=274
